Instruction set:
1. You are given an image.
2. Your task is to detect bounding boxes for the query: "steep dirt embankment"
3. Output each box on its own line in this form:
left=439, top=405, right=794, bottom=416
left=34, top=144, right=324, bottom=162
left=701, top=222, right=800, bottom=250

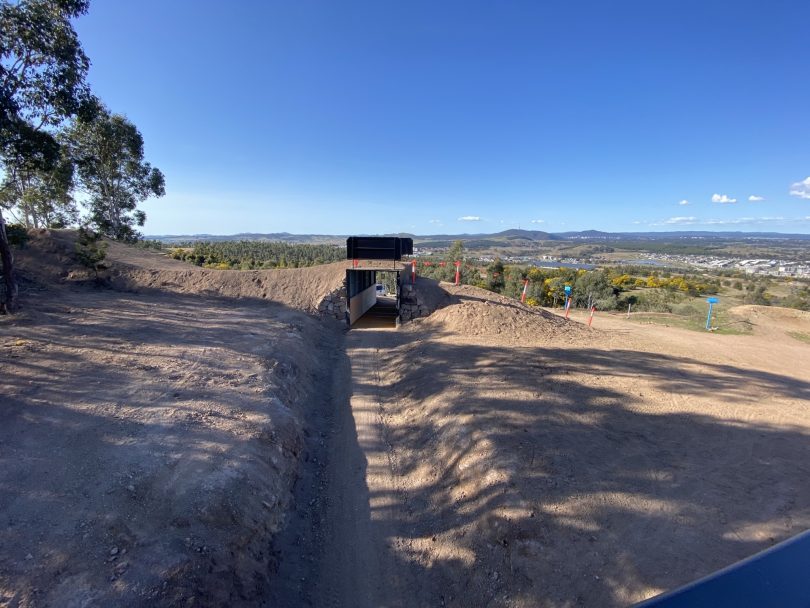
left=1, top=232, right=347, bottom=606
left=412, top=282, right=589, bottom=342
left=729, top=304, right=810, bottom=343
left=296, top=282, right=810, bottom=607
left=47, top=230, right=349, bottom=312
left=272, top=284, right=597, bottom=607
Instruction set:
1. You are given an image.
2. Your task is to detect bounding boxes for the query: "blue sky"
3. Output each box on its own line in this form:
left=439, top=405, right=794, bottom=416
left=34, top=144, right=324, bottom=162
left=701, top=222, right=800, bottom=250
left=74, top=0, right=810, bottom=235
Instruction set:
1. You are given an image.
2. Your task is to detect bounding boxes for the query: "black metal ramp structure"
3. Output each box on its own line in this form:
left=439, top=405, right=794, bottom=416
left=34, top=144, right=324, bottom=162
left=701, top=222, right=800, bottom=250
left=346, top=236, right=413, bottom=261
left=345, top=237, right=413, bottom=328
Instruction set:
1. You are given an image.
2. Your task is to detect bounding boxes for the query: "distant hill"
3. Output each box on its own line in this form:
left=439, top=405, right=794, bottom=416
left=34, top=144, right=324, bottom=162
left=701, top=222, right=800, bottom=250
left=495, top=229, right=554, bottom=241
left=150, top=232, right=346, bottom=245
left=148, top=229, right=810, bottom=244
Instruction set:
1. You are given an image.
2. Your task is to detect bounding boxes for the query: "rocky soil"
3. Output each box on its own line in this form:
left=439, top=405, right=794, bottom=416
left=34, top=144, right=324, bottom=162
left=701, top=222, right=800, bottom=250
left=0, top=233, right=346, bottom=606
left=3, top=231, right=810, bottom=607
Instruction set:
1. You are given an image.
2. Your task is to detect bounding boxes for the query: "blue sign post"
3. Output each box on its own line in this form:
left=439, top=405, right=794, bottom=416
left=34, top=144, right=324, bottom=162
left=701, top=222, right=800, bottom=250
left=706, top=297, right=718, bottom=330
left=564, top=285, right=572, bottom=317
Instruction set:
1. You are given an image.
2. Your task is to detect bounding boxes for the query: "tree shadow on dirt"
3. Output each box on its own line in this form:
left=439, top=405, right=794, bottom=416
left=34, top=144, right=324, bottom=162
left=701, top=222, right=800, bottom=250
left=0, top=284, right=346, bottom=606
left=6, top=276, right=810, bottom=607
left=343, top=325, right=810, bottom=607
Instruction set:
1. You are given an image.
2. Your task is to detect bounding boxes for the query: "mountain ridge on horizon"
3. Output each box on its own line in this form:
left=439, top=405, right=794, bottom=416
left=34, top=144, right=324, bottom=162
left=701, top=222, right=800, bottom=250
left=148, top=228, right=810, bottom=243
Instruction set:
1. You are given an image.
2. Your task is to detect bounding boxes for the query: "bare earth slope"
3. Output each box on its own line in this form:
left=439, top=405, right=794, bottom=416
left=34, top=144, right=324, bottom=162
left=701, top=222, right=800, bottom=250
left=278, top=284, right=810, bottom=607
left=416, top=283, right=588, bottom=342
left=1, top=233, right=347, bottom=606
left=4, top=233, right=810, bottom=607
left=53, top=230, right=349, bottom=312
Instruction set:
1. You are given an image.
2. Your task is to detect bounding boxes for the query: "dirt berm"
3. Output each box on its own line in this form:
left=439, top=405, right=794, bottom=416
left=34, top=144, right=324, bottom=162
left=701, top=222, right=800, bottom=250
left=52, top=230, right=350, bottom=312
left=0, top=231, right=348, bottom=606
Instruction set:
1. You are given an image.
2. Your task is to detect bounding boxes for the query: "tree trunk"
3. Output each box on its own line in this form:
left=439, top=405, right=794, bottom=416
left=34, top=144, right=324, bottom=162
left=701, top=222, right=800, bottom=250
left=0, top=210, right=19, bottom=314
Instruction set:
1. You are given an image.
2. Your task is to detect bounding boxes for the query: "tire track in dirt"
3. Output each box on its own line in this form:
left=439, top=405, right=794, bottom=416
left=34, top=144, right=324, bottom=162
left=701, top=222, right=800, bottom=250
left=316, top=327, right=431, bottom=607
left=270, top=327, right=432, bottom=608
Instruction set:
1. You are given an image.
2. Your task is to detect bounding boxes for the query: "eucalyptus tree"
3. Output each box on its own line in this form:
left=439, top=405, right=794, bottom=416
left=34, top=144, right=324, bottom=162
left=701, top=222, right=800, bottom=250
left=0, top=0, right=95, bottom=312
left=0, top=142, right=78, bottom=228
left=67, top=107, right=165, bottom=241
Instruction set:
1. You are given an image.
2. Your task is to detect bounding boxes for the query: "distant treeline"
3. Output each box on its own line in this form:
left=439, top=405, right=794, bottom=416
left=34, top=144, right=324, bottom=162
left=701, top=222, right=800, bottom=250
left=412, top=241, right=723, bottom=312
left=168, top=241, right=344, bottom=269
left=435, top=256, right=810, bottom=313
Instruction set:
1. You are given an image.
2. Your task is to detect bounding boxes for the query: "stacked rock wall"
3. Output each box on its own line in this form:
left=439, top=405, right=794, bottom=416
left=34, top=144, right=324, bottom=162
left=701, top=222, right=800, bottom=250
left=317, top=283, right=348, bottom=322
left=398, top=283, right=428, bottom=323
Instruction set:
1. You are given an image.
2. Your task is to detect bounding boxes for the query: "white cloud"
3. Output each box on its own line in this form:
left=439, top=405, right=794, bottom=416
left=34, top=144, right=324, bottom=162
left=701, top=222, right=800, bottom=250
left=654, top=215, right=807, bottom=227
left=678, top=199, right=690, bottom=206
left=704, top=216, right=786, bottom=226
left=458, top=215, right=481, bottom=221
left=748, top=195, right=765, bottom=202
left=428, top=219, right=442, bottom=224
left=711, top=193, right=737, bottom=204
left=790, top=177, right=810, bottom=200
left=704, top=217, right=752, bottom=225
left=530, top=219, right=545, bottom=224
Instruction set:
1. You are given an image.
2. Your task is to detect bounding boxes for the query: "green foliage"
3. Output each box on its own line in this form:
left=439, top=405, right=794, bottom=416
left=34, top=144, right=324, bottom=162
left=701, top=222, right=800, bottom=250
left=66, top=107, right=165, bottom=241
left=5, top=223, right=29, bottom=247
left=571, top=270, right=616, bottom=310
left=169, top=240, right=344, bottom=269
left=0, top=0, right=92, bottom=224
left=0, top=144, right=78, bottom=229
left=0, top=0, right=97, bottom=312
left=135, top=239, right=164, bottom=251
left=605, top=239, right=728, bottom=256
left=0, top=0, right=95, bottom=159
left=743, top=282, right=771, bottom=306
left=407, top=241, right=482, bottom=285
left=378, top=271, right=398, bottom=294
left=788, top=331, right=810, bottom=344
left=74, top=226, right=107, bottom=274
left=486, top=258, right=505, bottom=292
left=623, top=288, right=682, bottom=313
left=781, top=285, right=810, bottom=311
left=448, top=240, right=465, bottom=262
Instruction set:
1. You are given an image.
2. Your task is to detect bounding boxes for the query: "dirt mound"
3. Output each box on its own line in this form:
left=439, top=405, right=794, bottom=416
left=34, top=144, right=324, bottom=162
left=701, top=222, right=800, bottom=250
left=113, top=263, right=348, bottom=312
left=2, top=232, right=348, bottom=606
left=730, top=304, right=810, bottom=329
left=411, top=283, right=588, bottom=342
left=331, top=298, right=810, bottom=606
left=12, top=229, right=87, bottom=285
left=31, top=230, right=348, bottom=312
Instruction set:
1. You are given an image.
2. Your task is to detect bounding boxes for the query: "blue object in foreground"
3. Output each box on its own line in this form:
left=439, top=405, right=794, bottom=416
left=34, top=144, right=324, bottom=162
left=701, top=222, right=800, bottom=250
left=634, top=529, right=810, bottom=608
left=706, top=297, right=719, bottom=330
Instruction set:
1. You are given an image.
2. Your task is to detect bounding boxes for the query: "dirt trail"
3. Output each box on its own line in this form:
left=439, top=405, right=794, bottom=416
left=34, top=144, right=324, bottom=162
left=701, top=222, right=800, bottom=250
left=1, top=233, right=350, bottom=606
left=269, top=327, right=436, bottom=607
left=563, top=305, right=810, bottom=378
left=271, top=287, right=810, bottom=608
left=6, top=232, right=810, bottom=607
left=318, top=328, right=417, bottom=606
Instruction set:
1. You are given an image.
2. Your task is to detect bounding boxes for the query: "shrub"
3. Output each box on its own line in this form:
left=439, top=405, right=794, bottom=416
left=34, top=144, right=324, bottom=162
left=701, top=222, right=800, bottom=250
left=5, top=224, right=29, bottom=247
left=75, top=227, right=108, bottom=276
